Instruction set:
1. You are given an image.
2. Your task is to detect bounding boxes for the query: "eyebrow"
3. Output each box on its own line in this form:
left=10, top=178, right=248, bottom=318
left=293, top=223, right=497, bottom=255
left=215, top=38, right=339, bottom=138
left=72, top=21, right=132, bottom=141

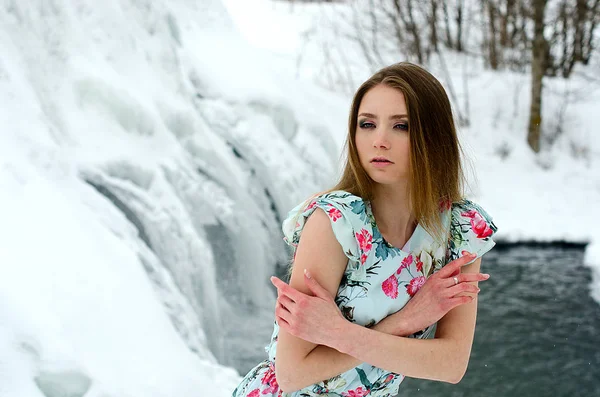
left=358, top=113, right=408, bottom=120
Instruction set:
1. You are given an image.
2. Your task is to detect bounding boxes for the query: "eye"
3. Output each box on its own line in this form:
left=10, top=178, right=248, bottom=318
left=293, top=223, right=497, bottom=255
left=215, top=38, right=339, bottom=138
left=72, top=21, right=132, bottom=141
left=359, top=120, right=376, bottom=129
left=394, top=122, right=409, bottom=131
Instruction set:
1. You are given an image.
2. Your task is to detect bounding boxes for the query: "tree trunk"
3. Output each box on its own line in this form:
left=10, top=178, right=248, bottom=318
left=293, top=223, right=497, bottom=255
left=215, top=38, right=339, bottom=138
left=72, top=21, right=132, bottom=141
left=456, top=0, right=464, bottom=52
left=500, top=0, right=510, bottom=47
left=387, top=0, right=406, bottom=53
left=528, top=0, right=547, bottom=153
left=509, top=0, right=521, bottom=47
left=574, top=0, right=587, bottom=62
left=487, top=0, right=500, bottom=69
left=506, top=0, right=517, bottom=47
left=582, top=0, right=600, bottom=64
left=406, top=0, right=424, bottom=63
left=442, top=0, right=454, bottom=48
left=481, top=0, right=490, bottom=62
left=430, top=0, right=439, bottom=52
left=560, top=1, right=570, bottom=77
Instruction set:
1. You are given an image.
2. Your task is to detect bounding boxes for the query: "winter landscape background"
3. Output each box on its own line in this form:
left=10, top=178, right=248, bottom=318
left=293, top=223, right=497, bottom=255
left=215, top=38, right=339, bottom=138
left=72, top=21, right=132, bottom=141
left=0, top=0, right=599, bottom=396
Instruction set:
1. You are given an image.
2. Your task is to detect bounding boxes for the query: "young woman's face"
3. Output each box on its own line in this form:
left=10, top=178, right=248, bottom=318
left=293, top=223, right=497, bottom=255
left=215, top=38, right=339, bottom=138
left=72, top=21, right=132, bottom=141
left=355, top=84, right=411, bottom=186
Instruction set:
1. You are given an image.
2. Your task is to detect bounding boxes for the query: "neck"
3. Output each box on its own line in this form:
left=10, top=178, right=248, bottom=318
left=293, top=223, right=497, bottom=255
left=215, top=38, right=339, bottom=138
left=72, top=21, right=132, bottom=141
left=370, top=182, right=417, bottom=237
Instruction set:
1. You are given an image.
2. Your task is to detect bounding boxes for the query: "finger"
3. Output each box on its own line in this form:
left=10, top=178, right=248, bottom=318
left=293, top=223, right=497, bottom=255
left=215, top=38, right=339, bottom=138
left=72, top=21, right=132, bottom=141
left=447, top=267, right=460, bottom=278
left=276, top=316, right=298, bottom=337
left=270, top=276, right=287, bottom=289
left=446, top=282, right=480, bottom=296
left=270, top=276, right=303, bottom=301
left=304, top=269, right=333, bottom=300
left=444, top=272, right=490, bottom=288
left=446, top=295, right=474, bottom=310
left=457, top=273, right=491, bottom=283
left=275, top=301, right=292, bottom=324
left=278, top=294, right=296, bottom=312
left=436, top=253, right=477, bottom=278
left=275, top=313, right=291, bottom=329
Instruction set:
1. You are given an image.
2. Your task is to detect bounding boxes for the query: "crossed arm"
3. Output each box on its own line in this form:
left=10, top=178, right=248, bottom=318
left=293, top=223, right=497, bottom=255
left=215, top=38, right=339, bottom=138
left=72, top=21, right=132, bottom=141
left=273, top=209, right=486, bottom=393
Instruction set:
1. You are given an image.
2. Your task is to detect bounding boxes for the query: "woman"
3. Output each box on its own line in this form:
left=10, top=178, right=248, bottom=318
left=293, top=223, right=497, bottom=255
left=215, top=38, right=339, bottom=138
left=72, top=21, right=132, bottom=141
left=232, top=62, right=498, bottom=397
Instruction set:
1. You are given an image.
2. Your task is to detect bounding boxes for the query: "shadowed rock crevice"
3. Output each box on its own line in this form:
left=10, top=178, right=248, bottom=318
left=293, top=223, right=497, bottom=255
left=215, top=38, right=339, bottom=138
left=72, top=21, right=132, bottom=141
left=83, top=179, right=154, bottom=253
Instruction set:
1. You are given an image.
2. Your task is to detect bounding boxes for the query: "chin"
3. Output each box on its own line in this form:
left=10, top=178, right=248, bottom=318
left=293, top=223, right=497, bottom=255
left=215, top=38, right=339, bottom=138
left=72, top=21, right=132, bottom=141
left=370, top=173, right=410, bottom=185
left=374, top=179, right=401, bottom=186
left=367, top=174, right=401, bottom=185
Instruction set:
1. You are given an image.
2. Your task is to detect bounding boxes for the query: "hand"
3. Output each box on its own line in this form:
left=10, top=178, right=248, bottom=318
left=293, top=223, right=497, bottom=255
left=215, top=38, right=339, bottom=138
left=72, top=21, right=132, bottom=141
left=270, top=269, right=347, bottom=347
left=390, top=252, right=490, bottom=334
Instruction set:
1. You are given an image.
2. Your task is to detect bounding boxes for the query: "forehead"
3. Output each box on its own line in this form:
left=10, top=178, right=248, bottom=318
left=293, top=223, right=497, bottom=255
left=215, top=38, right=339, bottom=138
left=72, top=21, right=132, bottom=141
left=358, top=84, right=407, bottom=115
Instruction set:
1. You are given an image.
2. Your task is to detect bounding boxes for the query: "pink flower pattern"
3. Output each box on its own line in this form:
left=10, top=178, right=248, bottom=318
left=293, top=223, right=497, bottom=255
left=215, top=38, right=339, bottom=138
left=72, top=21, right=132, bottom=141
left=382, top=274, right=399, bottom=299
left=396, top=254, right=414, bottom=274
left=356, top=228, right=373, bottom=264
left=461, top=209, right=493, bottom=238
left=356, top=228, right=373, bottom=252
left=360, top=253, right=368, bottom=265
left=342, top=386, right=370, bottom=397
left=260, top=362, right=279, bottom=394
left=406, top=276, right=426, bottom=297
left=415, top=258, right=423, bottom=273
left=327, top=207, right=342, bottom=222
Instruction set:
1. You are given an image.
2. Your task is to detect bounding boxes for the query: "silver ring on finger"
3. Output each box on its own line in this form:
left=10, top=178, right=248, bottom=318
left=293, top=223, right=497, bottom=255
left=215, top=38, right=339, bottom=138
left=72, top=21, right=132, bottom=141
left=453, top=276, right=459, bottom=285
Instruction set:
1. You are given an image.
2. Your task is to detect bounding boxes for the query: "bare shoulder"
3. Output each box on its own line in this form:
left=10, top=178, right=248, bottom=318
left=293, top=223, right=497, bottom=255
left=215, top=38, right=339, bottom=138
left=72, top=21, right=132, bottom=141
left=290, top=207, right=348, bottom=296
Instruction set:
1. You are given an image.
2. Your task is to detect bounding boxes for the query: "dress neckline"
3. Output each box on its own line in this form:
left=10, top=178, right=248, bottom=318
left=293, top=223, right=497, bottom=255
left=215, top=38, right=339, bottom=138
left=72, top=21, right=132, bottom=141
left=365, top=200, right=421, bottom=253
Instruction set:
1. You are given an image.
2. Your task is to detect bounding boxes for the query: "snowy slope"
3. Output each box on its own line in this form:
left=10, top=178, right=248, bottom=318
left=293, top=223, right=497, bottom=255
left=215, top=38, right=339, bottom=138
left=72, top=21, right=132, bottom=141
left=0, top=0, right=348, bottom=395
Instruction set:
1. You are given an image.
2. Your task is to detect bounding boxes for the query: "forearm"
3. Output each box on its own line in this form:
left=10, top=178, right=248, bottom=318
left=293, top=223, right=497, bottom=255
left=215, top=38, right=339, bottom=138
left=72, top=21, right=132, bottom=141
left=336, top=321, right=464, bottom=383
left=282, top=312, right=419, bottom=391
left=331, top=274, right=481, bottom=383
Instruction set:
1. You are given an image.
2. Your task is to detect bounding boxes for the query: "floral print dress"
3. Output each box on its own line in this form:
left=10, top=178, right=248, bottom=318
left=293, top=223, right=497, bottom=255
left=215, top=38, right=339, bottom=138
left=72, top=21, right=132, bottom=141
left=232, top=190, right=498, bottom=397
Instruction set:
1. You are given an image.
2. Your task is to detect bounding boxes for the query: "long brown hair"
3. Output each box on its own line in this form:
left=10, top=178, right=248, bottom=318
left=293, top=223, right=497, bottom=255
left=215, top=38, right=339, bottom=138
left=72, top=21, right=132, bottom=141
left=324, top=62, right=467, bottom=244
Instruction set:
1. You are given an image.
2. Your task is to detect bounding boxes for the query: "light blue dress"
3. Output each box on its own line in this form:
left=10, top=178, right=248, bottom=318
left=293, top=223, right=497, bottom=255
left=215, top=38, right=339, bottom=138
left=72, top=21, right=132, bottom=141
left=232, top=190, right=498, bottom=397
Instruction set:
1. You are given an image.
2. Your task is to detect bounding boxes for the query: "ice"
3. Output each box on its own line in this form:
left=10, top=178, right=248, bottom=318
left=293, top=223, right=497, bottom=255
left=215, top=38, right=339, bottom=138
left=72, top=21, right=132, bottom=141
left=0, top=0, right=338, bottom=395
left=1, top=0, right=599, bottom=396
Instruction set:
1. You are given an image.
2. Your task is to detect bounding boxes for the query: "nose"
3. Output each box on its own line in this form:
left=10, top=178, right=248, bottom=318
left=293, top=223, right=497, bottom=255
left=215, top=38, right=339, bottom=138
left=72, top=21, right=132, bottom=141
left=373, top=129, right=390, bottom=150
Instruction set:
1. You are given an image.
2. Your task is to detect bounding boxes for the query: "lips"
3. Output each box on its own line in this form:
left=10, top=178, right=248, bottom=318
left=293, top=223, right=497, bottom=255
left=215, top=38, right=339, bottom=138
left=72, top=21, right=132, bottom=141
left=371, top=156, right=394, bottom=163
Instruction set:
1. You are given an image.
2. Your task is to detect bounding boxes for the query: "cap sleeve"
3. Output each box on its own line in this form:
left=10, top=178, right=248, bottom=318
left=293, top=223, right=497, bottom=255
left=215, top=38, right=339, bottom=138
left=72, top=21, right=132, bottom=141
left=282, top=191, right=364, bottom=264
left=447, top=199, right=498, bottom=264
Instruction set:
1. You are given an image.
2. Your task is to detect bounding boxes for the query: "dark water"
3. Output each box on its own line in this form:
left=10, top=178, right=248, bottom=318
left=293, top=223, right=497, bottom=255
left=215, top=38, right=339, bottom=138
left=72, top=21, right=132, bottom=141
left=232, top=244, right=600, bottom=397
left=400, top=244, right=600, bottom=397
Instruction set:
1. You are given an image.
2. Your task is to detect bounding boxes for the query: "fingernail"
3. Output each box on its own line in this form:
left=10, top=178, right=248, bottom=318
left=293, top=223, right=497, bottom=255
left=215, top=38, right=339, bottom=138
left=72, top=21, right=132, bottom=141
left=482, top=273, right=490, bottom=279
left=469, top=252, right=477, bottom=257
left=476, top=287, right=481, bottom=292
left=304, top=268, right=311, bottom=279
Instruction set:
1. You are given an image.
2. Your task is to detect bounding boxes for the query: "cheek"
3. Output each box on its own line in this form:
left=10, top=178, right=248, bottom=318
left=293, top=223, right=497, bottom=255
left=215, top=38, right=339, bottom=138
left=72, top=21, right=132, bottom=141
left=403, top=145, right=412, bottom=168
left=400, top=137, right=410, bottom=156
left=354, top=134, right=368, bottom=160
left=396, top=139, right=411, bottom=167
left=403, top=143, right=411, bottom=158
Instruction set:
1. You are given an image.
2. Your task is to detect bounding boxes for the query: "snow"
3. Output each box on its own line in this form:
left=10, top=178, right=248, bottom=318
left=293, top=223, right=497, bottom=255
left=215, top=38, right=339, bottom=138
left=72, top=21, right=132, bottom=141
left=0, top=0, right=599, bottom=396
left=223, top=0, right=600, bottom=286
left=0, top=0, right=342, bottom=395
left=0, top=168, right=238, bottom=396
